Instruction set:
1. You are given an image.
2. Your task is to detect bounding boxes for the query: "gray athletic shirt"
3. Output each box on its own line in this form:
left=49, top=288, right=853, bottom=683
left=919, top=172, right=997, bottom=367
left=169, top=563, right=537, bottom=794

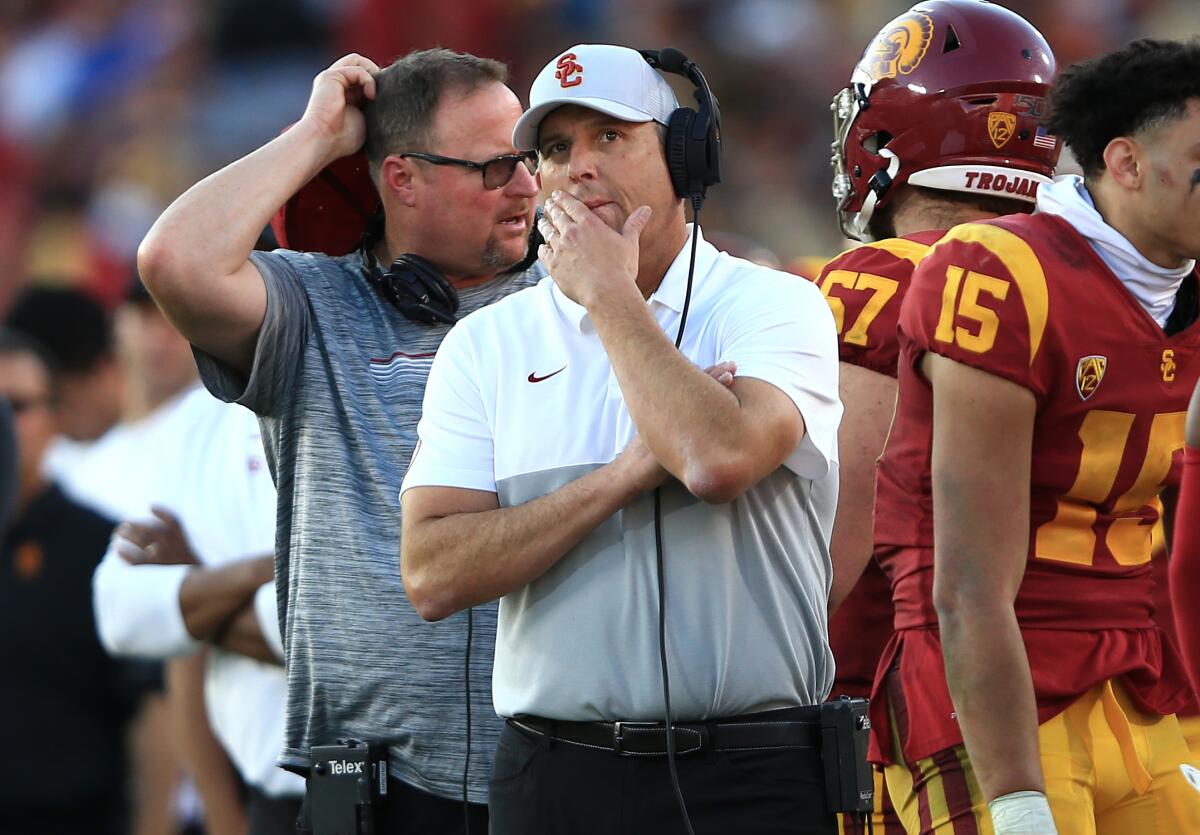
left=194, top=248, right=544, bottom=802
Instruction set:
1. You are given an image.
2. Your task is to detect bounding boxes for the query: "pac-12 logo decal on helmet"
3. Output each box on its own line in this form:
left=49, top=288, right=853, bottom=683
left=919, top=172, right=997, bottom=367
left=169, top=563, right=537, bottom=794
left=988, top=112, right=1017, bottom=149
left=555, top=53, right=583, bottom=88
left=1076, top=355, right=1107, bottom=401
left=858, top=12, right=934, bottom=81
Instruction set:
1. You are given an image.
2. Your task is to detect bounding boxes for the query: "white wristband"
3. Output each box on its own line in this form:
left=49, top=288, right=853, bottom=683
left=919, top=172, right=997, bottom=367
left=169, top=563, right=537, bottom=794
left=988, top=791, right=1058, bottom=834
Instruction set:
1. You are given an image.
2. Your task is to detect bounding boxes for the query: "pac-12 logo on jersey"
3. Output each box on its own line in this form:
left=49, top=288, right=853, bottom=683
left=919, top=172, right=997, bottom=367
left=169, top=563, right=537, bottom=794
left=1076, top=355, right=1107, bottom=401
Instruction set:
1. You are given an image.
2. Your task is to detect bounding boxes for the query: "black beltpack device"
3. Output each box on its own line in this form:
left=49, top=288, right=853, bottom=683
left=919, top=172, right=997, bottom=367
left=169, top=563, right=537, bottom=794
left=819, top=696, right=874, bottom=814
left=308, top=740, right=389, bottom=835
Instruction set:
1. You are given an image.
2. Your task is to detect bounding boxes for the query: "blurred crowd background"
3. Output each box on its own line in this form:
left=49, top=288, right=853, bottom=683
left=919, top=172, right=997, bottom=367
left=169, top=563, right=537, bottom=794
left=3, top=0, right=1200, bottom=319
left=1, top=1, right=1198, bottom=832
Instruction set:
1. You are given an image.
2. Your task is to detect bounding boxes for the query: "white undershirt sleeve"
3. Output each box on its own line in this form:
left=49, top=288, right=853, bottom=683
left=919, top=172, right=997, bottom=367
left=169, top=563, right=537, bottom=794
left=92, top=536, right=201, bottom=658
left=718, top=269, right=843, bottom=479
left=252, top=580, right=285, bottom=662
left=400, top=324, right=496, bottom=497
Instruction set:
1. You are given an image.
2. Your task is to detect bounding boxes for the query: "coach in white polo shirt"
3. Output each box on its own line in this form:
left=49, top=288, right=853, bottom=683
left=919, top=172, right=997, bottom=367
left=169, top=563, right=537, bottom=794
left=401, top=44, right=841, bottom=834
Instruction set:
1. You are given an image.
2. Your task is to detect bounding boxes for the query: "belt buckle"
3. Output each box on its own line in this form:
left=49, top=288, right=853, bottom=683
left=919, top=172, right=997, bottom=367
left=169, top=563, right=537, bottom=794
left=612, top=721, right=708, bottom=756
left=612, top=721, right=661, bottom=755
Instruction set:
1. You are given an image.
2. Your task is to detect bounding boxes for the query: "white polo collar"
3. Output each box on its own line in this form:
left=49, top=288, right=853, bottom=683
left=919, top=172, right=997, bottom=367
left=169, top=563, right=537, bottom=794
left=553, top=224, right=716, bottom=333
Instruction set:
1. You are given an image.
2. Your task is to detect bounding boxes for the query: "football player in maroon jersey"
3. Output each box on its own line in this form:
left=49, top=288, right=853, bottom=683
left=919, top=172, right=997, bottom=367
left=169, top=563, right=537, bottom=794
left=872, top=37, right=1200, bottom=834
left=1173, top=379, right=1200, bottom=696
left=817, top=2, right=1060, bottom=831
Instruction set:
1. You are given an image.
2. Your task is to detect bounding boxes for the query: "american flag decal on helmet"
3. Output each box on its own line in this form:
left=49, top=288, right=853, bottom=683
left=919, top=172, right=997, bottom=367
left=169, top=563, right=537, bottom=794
left=1033, top=125, right=1057, bottom=150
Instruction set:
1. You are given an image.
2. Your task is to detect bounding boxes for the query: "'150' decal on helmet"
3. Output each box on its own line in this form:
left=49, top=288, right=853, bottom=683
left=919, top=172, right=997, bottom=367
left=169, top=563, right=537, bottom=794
left=857, top=12, right=934, bottom=81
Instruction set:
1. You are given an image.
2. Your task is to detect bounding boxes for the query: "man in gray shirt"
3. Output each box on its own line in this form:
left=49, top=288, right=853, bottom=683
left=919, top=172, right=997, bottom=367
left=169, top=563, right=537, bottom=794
left=137, top=49, right=543, bottom=834
left=402, top=44, right=842, bottom=834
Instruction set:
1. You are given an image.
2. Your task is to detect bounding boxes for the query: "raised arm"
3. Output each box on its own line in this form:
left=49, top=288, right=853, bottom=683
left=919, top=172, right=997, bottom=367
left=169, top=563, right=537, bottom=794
left=539, top=194, right=835, bottom=504
left=137, top=54, right=378, bottom=374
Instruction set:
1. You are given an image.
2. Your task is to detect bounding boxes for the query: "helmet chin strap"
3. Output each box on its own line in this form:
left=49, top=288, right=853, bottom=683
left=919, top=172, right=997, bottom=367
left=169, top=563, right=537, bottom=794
left=852, top=148, right=901, bottom=242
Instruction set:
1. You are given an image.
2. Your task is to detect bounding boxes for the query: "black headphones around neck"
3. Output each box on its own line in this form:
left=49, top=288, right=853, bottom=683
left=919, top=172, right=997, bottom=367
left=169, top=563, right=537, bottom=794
left=638, top=48, right=723, bottom=206
left=358, top=211, right=543, bottom=325
left=358, top=214, right=459, bottom=325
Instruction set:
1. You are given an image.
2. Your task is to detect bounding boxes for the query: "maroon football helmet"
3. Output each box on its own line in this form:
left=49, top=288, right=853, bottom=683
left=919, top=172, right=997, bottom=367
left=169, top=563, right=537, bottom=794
left=831, top=0, right=1062, bottom=241
left=271, top=150, right=381, bottom=255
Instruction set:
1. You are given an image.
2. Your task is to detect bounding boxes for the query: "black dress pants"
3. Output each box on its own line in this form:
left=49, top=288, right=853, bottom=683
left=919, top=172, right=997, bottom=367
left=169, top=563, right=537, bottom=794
left=489, top=718, right=838, bottom=834
left=245, top=785, right=303, bottom=835
left=296, top=775, right=488, bottom=835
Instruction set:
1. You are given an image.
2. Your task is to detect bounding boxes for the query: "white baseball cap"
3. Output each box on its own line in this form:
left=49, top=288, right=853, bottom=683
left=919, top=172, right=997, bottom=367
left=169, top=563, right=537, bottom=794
left=513, top=44, right=680, bottom=151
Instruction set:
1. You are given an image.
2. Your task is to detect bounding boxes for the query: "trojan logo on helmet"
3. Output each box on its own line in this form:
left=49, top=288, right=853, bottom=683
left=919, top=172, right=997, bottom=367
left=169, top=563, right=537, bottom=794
left=859, top=11, right=934, bottom=81
left=829, top=0, right=1063, bottom=241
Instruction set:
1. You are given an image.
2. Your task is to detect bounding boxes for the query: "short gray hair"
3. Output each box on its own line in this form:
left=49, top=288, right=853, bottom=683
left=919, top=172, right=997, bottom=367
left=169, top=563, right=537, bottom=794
left=364, top=48, right=508, bottom=181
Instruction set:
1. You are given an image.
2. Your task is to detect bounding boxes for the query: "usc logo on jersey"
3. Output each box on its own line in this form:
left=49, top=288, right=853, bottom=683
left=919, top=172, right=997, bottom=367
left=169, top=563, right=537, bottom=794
left=858, top=12, right=934, bottom=81
left=1162, top=348, right=1176, bottom=382
left=13, top=541, right=43, bottom=581
left=1076, top=355, right=1107, bottom=400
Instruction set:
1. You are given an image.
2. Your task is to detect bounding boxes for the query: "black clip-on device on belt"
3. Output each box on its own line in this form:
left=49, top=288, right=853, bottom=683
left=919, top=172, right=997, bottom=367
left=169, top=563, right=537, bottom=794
left=307, top=739, right=389, bottom=835
left=820, top=696, right=874, bottom=816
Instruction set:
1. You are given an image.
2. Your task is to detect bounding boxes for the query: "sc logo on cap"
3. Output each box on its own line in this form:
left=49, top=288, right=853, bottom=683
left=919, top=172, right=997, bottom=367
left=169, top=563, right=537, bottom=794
left=555, top=53, right=583, bottom=88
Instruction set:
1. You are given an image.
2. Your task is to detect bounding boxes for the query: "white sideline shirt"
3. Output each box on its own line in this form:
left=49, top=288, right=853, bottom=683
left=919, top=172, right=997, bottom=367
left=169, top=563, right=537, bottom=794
left=89, top=387, right=299, bottom=796
left=404, top=227, right=842, bottom=721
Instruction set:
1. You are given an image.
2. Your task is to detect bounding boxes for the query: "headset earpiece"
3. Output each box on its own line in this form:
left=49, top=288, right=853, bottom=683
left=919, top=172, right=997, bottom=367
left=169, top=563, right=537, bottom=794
left=381, top=254, right=460, bottom=325
left=638, top=48, right=723, bottom=205
left=665, top=109, right=695, bottom=202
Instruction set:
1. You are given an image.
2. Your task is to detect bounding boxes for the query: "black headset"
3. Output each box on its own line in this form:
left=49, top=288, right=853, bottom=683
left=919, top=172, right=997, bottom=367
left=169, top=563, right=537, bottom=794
left=358, top=213, right=460, bottom=325
left=638, top=48, right=723, bottom=205
left=358, top=211, right=543, bottom=325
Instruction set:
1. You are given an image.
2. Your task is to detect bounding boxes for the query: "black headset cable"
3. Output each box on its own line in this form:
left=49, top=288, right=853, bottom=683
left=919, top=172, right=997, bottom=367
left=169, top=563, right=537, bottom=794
left=656, top=194, right=703, bottom=835
left=463, top=607, right=473, bottom=834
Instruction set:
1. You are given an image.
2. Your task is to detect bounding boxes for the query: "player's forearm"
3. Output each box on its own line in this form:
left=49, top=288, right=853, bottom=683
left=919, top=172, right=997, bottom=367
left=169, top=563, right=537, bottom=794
left=402, top=460, right=644, bottom=621
left=214, top=604, right=280, bottom=664
left=1171, top=447, right=1200, bottom=691
left=166, top=654, right=248, bottom=835
left=829, top=363, right=896, bottom=611
left=140, top=119, right=335, bottom=291
left=588, top=288, right=752, bottom=500
left=939, top=601, right=1045, bottom=800
left=127, top=694, right=177, bottom=835
left=179, top=556, right=274, bottom=641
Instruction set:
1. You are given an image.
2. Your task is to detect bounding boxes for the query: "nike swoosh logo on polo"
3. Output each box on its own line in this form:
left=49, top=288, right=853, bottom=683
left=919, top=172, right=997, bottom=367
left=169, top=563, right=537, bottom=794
left=528, top=366, right=567, bottom=383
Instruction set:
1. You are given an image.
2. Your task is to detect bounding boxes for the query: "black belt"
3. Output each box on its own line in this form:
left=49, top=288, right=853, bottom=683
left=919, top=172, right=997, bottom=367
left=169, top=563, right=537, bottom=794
left=510, top=707, right=821, bottom=758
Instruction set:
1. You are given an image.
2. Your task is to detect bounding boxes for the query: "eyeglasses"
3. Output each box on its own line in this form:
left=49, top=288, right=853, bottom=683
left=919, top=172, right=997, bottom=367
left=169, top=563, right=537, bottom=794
left=399, top=150, right=538, bottom=190
left=5, top=395, right=50, bottom=415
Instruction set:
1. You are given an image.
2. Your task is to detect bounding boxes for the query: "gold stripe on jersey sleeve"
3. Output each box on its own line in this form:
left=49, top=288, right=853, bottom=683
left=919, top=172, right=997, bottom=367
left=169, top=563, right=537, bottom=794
left=826, top=236, right=932, bottom=270
left=928, top=224, right=1049, bottom=366
left=862, top=237, right=932, bottom=266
